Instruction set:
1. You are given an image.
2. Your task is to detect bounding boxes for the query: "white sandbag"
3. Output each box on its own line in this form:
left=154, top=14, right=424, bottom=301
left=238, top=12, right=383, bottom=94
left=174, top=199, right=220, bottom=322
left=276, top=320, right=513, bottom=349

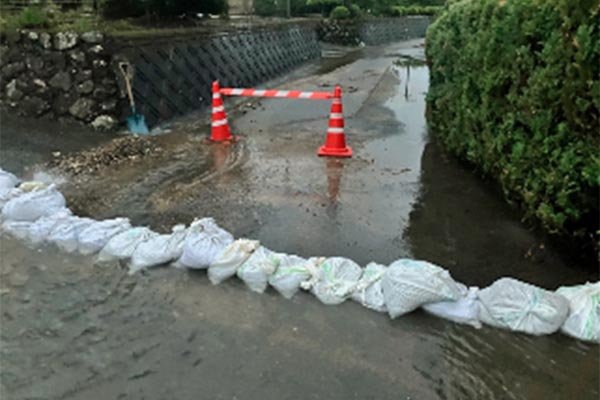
left=129, top=224, right=188, bottom=273
left=0, top=188, right=23, bottom=209
left=556, top=282, right=600, bottom=343
left=381, top=259, right=462, bottom=319
left=2, top=220, right=34, bottom=240
left=177, top=218, right=234, bottom=269
left=1, top=184, right=66, bottom=221
left=267, top=255, right=313, bottom=299
left=351, top=262, right=387, bottom=312
left=26, top=208, right=73, bottom=244
left=0, top=168, right=19, bottom=191
left=306, top=257, right=363, bottom=305
left=478, top=278, right=569, bottom=335
left=237, top=246, right=282, bottom=293
left=77, top=218, right=131, bottom=255
left=208, top=239, right=260, bottom=285
left=48, top=216, right=96, bottom=253
left=423, top=284, right=482, bottom=329
left=98, top=227, right=158, bottom=262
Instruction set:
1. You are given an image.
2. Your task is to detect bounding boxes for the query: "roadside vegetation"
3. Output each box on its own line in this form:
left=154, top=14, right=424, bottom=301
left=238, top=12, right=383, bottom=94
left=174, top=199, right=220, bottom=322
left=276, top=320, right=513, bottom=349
left=426, top=0, right=599, bottom=253
left=0, top=0, right=444, bottom=34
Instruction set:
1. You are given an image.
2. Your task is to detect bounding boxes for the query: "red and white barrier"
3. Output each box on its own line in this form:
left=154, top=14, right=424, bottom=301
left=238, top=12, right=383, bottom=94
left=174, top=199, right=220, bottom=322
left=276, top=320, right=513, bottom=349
left=210, top=81, right=352, bottom=158
left=220, top=88, right=333, bottom=100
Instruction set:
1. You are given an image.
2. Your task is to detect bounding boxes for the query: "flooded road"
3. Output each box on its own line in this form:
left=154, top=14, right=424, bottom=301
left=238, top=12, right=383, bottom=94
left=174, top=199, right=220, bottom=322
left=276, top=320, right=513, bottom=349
left=1, top=39, right=598, bottom=399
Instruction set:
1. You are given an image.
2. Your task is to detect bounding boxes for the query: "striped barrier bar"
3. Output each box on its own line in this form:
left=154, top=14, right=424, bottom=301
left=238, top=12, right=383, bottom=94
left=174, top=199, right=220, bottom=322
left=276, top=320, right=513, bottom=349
left=220, top=88, right=333, bottom=100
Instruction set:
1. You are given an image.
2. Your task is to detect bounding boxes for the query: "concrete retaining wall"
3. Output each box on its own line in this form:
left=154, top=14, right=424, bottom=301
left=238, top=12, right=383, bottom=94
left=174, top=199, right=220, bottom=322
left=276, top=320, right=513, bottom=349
left=117, top=25, right=320, bottom=127
left=318, top=16, right=430, bottom=46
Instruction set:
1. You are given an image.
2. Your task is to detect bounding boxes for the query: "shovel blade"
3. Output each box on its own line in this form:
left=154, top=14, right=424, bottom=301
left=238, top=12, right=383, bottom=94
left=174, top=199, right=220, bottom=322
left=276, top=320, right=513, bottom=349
left=126, top=114, right=150, bottom=135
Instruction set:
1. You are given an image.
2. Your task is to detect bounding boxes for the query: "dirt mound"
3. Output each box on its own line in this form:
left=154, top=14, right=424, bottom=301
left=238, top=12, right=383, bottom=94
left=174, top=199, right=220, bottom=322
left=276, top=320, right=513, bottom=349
left=48, top=136, right=162, bottom=176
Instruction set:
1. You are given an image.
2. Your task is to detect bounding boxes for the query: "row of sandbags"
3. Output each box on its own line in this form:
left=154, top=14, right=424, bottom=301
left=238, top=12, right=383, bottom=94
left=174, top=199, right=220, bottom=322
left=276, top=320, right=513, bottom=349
left=0, top=168, right=598, bottom=343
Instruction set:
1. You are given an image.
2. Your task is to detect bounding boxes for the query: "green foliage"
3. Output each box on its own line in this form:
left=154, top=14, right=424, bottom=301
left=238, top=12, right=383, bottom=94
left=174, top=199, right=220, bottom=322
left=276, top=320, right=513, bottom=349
left=330, top=5, right=351, bottom=19
left=387, top=5, right=442, bottom=16
left=426, top=0, right=599, bottom=239
left=306, top=0, right=343, bottom=16
left=16, top=6, right=49, bottom=28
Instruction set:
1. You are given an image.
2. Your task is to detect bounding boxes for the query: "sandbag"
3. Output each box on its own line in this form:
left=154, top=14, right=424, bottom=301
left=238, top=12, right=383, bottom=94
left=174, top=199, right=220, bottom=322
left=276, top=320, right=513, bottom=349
left=177, top=218, right=233, bottom=269
left=381, top=259, right=462, bottom=319
left=556, top=282, right=600, bottom=343
left=351, top=262, right=387, bottom=312
left=306, top=257, right=363, bottom=305
left=130, top=224, right=188, bottom=273
left=208, top=239, right=260, bottom=285
left=478, top=278, right=569, bottom=335
left=2, top=220, right=34, bottom=240
left=48, top=216, right=96, bottom=253
left=98, top=227, right=158, bottom=262
left=237, top=246, right=282, bottom=293
left=0, top=188, right=23, bottom=209
left=267, top=255, right=313, bottom=299
left=423, top=284, right=482, bottom=328
left=26, top=208, right=73, bottom=244
left=78, top=218, right=131, bottom=255
left=1, top=184, right=66, bottom=222
left=0, top=168, right=19, bottom=191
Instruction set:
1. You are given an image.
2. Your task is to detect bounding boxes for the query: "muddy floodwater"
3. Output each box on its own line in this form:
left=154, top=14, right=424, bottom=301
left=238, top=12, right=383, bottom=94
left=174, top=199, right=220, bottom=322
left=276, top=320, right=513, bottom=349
left=1, top=39, right=598, bottom=399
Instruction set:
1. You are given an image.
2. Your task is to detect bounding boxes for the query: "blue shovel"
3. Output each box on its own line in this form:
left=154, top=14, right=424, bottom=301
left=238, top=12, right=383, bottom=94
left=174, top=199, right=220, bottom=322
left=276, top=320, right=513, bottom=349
left=118, top=62, right=149, bottom=135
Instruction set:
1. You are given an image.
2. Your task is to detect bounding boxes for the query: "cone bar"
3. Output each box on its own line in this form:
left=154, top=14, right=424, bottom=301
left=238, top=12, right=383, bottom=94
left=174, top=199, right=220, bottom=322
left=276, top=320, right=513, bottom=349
left=318, top=86, right=352, bottom=157
left=210, top=81, right=233, bottom=142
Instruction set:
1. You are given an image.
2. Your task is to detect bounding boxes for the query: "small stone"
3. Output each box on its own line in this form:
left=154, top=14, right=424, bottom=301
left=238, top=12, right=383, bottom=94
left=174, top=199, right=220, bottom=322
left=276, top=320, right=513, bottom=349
left=100, top=99, right=117, bottom=111
left=93, top=59, right=107, bottom=68
left=92, top=85, right=116, bottom=99
left=39, top=33, right=52, bottom=49
left=81, top=31, right=104, bottom=44
left=26, top=56, right=44, bottom=72
left=88, top=45, right=103, bottom=54
left=33, top=78, right=47, bottom=90
left=1, top=62, right=26, bottom=79
left=27, top=31, right=39, bottom=41
left=91, top=115, right=117, bottom=130
left=75, top=69, right=93, bottom=83
left=0, top=46, right=8, bottom=66
left=68, top=97, right=96, bottom=120
left=6, top=79, right=23, bottom=101
left=20, top=96, right=50, bottom=116
left=53, top=93, right=74, bottom=115
left=49, top=71, right=72, bottom=91
left=69, top=50, right=85, bottom=64
left=77, top=80, right=94, bottom=94
left=54, top=32, right=78, bottom=51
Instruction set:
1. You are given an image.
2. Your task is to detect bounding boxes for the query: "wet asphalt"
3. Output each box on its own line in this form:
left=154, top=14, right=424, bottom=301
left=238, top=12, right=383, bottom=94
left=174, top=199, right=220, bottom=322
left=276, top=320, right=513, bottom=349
left=0, top=39, right=598, bottom=399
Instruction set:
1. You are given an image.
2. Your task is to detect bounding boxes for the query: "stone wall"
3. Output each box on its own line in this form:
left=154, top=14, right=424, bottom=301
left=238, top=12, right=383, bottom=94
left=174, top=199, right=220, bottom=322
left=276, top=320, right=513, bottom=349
left=0, top=31, right=122, bottom=130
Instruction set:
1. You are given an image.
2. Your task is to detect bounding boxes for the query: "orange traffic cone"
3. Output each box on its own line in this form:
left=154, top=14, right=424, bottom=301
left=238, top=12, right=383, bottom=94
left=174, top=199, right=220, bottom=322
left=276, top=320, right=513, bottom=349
left=210, top=80, right=233, bottom=142
left=318, top=86, right=352, bottom=158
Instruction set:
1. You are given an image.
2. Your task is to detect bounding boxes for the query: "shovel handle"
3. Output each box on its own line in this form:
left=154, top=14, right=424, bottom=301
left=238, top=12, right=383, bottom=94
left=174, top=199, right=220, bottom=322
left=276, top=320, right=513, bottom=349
left=118, top=62, right=136, bottom=111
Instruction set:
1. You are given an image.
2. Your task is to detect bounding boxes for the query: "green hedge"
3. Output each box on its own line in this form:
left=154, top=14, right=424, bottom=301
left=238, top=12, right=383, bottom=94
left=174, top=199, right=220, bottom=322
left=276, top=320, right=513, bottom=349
left=387, top=5, right=442, bottom=16
left=426, top=0, right=599, bottom=242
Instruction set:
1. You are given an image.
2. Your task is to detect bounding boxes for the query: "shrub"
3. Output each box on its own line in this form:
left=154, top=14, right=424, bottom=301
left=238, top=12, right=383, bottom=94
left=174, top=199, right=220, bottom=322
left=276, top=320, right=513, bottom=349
left=349, top=3, right=362, bottom=18
left=330, top=5, right=351, bottom=19
left=17, top=7, right=49, bottom=28
left=426, top=0, right=599, bottom=243
left=307, top=0, right=343, bottom=17
left=387, top=5, right=442, bottom=16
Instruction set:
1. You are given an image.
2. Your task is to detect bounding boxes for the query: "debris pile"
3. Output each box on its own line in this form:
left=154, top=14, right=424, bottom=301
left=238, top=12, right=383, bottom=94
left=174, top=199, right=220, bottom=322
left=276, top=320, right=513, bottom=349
left=47, top=136, right=162, bottom=176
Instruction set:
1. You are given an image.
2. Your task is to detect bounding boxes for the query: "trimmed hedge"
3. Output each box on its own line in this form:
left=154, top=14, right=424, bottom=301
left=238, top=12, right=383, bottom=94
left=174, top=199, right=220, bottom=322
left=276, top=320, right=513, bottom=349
left=426, top=0, right=599, bottom=243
